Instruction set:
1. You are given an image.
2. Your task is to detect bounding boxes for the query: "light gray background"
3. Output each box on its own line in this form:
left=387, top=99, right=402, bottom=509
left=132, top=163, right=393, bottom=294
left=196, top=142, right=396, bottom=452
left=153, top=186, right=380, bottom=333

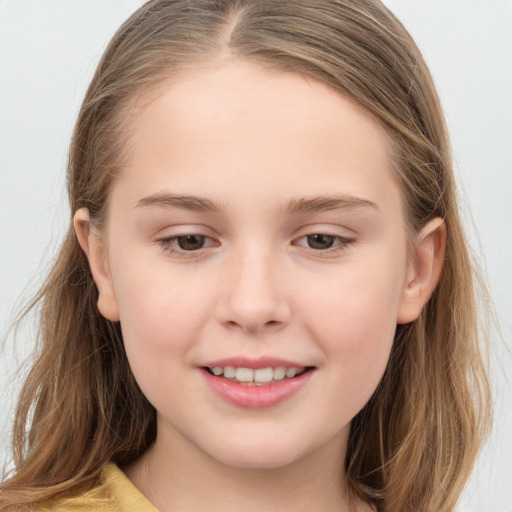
left=1, top=1, right=510, bottom=510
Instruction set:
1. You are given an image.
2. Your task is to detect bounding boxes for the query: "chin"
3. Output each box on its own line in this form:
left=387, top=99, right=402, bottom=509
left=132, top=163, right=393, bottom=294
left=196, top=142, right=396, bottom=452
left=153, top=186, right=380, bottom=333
left=216, top=452, right=299, bottom=470
left=205, top=437, right=313, bottom=470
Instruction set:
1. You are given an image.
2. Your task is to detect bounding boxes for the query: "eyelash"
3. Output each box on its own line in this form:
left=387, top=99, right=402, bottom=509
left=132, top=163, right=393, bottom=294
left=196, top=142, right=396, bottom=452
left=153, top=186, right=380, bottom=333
left=157, top=232, right=354, bottom=257
left=294, top=233, right=354, bottom=254
left=157, top=234, right=218, bottom=256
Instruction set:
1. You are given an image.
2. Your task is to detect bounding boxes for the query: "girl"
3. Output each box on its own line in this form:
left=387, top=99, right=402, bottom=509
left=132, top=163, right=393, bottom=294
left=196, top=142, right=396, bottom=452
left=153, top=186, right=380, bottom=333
left=0, top=1, right=491, bottom=511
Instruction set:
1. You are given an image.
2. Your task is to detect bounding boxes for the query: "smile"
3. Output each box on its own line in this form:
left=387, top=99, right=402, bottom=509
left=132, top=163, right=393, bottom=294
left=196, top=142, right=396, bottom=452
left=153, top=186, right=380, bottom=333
left=200, top=359, right=315, bottom=408
left=205, top=366, right=307, bottom=385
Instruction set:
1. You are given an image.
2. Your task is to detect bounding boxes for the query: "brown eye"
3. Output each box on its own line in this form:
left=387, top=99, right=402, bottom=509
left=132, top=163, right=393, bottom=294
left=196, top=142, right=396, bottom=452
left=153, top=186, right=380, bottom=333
left=306, top=234, right=336, bottom=250
left=176, top=234, right=206, bottom=251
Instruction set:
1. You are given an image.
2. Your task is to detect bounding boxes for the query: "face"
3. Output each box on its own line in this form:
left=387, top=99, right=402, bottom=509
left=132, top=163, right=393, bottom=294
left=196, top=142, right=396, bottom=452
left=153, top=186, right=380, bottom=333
left=82, top=60, right=426, bottom=470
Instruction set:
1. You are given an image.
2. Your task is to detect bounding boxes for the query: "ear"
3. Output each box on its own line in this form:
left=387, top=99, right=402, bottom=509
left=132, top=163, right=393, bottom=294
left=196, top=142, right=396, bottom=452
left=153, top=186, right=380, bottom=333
left=397, top=217, right=446, bottom=324
left=73, top=208, right=120, bottom=322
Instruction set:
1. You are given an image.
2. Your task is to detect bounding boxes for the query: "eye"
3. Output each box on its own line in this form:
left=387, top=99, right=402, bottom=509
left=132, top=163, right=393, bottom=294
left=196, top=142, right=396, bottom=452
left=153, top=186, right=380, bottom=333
left=175, top=234, right=207, bottom=251
left=305, top=234, right=337, bottom=250
left=295, top=233, right=354, bottom=253
left=157, top=234, right=217, bottom=254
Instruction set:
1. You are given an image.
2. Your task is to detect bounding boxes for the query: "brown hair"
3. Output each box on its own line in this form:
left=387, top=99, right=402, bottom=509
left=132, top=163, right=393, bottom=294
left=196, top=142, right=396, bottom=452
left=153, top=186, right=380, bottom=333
left=0, top=1, right=491, bottom=510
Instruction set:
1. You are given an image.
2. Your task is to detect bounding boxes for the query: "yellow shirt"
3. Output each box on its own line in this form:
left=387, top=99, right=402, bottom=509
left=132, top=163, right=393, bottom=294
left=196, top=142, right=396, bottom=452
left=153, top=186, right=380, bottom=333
left=42, top=464, right=157, bottom=512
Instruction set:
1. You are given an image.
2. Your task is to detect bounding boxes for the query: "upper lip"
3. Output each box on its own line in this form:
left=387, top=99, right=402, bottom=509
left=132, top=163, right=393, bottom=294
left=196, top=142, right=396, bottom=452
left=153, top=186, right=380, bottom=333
left=201, top=356, right=310, bottom=369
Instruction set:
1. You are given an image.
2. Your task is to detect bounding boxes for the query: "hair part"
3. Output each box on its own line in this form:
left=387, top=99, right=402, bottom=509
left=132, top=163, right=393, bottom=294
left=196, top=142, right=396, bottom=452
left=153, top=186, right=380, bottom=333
left=1, top=1, right=490, bottom=511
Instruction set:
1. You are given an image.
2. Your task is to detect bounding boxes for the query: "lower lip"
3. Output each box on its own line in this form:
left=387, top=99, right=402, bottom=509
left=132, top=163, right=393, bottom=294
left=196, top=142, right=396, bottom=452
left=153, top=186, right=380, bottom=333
left=201, top=368, right=314, bottom=409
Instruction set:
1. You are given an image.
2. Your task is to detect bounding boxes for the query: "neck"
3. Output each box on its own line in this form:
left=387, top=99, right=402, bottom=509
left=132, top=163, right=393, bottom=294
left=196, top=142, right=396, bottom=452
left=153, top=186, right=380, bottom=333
left=124, top=423, right=369, bottom=512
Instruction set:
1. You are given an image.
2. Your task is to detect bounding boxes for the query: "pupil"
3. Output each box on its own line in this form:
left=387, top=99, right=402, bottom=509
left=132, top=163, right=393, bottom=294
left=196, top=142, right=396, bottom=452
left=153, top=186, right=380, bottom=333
left=307, top=234, right=334, bottom=249
left=177, top=235, right=205, bottom=250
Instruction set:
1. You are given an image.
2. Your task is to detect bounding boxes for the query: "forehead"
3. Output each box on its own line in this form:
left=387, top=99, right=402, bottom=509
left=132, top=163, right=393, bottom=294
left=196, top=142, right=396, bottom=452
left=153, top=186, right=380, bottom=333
left=115, top=59, right=400, bottom=216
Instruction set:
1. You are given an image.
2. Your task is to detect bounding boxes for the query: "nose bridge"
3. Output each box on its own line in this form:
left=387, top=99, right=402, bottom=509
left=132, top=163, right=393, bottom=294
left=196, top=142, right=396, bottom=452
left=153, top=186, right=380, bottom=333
left=217, top=237, right=290, bottom=332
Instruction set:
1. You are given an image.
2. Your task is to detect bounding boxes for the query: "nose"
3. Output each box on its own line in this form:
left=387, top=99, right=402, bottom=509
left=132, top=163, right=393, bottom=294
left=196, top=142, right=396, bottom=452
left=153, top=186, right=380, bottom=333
left=215, top=245, right=291, bottom=333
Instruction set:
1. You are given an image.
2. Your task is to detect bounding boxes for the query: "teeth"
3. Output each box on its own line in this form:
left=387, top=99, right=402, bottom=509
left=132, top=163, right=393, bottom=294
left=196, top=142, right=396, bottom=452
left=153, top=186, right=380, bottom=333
left=235, top=367, right=254, bottom=382
left=285, top=368, right=297, bottom=378
left=254, top=367, right=273, bottom=383
left=208, top=365, right=306, bottom=383
left=223, top=366, right=236, bottom=378
left=273, top=367, right=286, bottom=380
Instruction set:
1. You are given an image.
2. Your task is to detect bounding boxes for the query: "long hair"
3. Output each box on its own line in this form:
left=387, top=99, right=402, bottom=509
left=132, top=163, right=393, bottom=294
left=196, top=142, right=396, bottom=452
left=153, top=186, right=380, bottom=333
left=0, top=1, right=491, bottom=510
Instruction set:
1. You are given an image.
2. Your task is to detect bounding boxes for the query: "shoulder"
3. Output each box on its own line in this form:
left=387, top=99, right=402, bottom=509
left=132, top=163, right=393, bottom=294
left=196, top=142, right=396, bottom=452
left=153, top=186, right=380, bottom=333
left=102, top=463, right=157, bottom=512
left=38, top=464, right=157, bottom=512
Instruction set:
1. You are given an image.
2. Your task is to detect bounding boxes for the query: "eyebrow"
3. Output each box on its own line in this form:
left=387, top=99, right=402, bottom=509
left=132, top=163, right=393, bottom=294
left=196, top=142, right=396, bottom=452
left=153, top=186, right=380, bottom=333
left=284, top=195, right=379, bottom=214
left=136, top=193, right=223, bottom=212
left=135, top=192, right=378, bottom=214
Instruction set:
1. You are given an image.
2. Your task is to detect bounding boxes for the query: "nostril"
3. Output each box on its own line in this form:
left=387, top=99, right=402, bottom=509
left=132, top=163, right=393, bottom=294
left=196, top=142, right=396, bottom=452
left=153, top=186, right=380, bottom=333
left=224, top=318, right=284, bottom=333
left=215, top=290, right=291, bottom=332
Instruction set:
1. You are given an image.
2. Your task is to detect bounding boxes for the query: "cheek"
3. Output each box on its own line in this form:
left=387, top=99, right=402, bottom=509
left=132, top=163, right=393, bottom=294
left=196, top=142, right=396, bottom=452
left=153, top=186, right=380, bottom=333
left=110, top=263, right=211, bottom=377
left=312, top=284, right=397, bottom=376
left=304, top=255, right=406, bottom=384
left=305, top=279, right=399, bottom=422
left=113, top=275, right=211, bottom=412
left=309, top=261, right=403, bottom=339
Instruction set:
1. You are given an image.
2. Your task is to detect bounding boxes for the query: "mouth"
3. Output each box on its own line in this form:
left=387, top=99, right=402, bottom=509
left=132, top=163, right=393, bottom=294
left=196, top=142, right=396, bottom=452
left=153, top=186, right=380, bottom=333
left=200, top=360, right=316, bottom=408
left=202, top=365, right=315, bottom=386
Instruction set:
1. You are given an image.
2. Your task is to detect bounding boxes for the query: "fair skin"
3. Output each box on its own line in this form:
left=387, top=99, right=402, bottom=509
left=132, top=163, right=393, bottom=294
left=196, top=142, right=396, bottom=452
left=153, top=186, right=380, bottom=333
left=75, top=59, right=445, bottom=512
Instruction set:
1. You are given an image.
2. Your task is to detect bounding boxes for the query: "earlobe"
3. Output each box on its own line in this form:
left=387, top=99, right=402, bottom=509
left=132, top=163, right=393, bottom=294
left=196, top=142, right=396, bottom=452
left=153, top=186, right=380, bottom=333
left=397, top=217, right=446, bottom=324
left=73, top=208, right=120, bottom=322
